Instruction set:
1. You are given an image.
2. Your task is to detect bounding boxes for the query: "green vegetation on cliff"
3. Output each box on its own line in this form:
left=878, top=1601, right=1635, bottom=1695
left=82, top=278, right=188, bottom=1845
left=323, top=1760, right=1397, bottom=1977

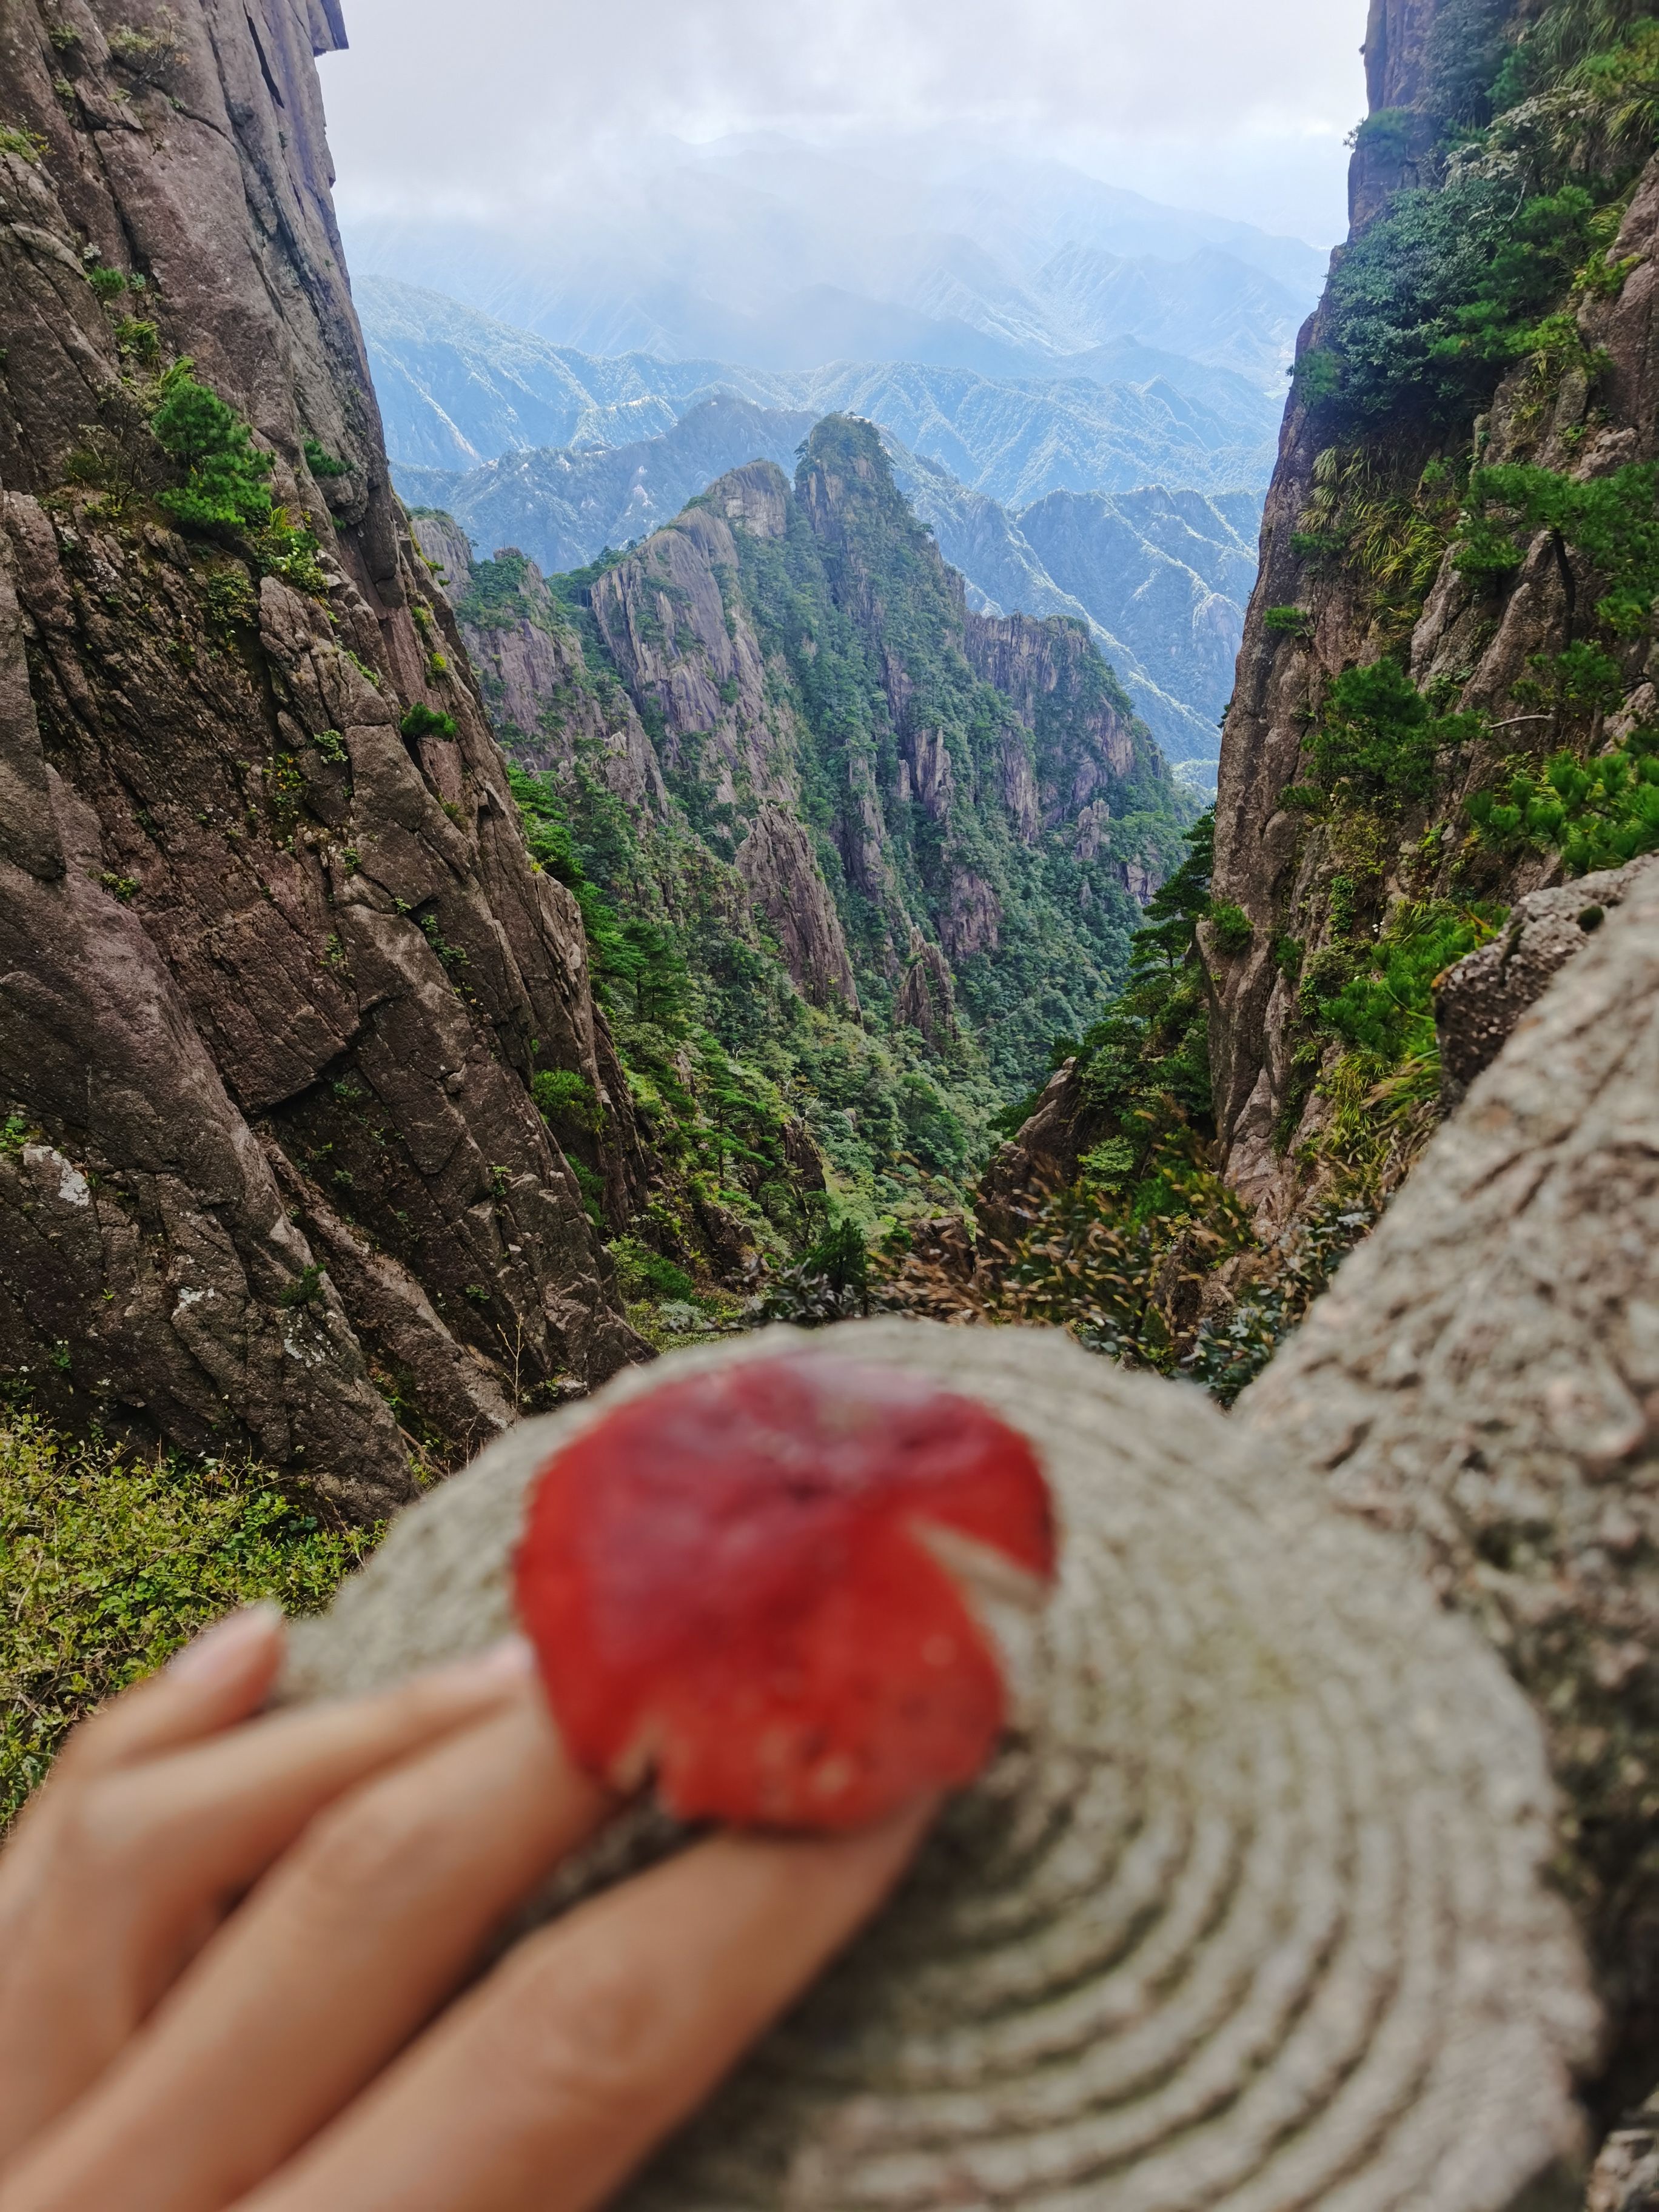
left=455, top=419, right=1190, bottom=1305
left=991, top=0, right=1659, bottom=1398
left=734, top=419, right=1187, bottom=1084
left=1, top=1415, right=375, bottom=1824
left=1278, top=0, right=1659, bottom=1128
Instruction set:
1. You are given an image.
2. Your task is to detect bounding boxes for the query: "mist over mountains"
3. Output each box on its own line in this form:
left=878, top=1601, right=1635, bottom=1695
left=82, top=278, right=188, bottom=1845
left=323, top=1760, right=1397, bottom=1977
left=361, top=277, right=1281, bottom=501
left=345, top=136, right=1326, bottom=394
left=360, top=149, right=1299, bottom=788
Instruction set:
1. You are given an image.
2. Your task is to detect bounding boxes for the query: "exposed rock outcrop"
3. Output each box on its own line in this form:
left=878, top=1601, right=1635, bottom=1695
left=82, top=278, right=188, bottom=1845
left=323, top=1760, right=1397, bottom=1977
left=965, top=609, right=1140, bottom=802
left=415, top=530, right=666, bottom=822
left=734, top=804, right=859, bottom=1010
left=0, top=0, right=643, bottom=1507
left=974, top=1060, right=1085, bottom=1266
left=1209, top=5, right=1659, bottom=1233
left=893, top=935, right=956, bottom=1042
left=491, top=421, right=1187, bottom=1096
left=1437, top=855, right=1659, bottom=1105
left=1587, top=2096, right=1659, bottom=2212
left=1241, top=862, right=1659, bottom=2093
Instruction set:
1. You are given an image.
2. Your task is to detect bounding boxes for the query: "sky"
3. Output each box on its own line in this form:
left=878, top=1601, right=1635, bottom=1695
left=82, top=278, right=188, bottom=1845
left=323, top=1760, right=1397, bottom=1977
left=318, top=0, right=1370, bottom=249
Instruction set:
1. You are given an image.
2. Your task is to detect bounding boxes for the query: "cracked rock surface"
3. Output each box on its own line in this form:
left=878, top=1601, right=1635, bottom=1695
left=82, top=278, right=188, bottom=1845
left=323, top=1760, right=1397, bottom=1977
left=1242, top=861, right=1659, bottom=2092
left=0, top=0, right=644, bottom=1508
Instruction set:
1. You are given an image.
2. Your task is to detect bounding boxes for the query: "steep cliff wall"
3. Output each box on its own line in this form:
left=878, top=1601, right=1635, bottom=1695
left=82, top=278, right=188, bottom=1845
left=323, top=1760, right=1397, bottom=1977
left=1212, top=0, right=1659, bottom=1231
left=471, top=423, right=1185, bottom=1069
left=951, top=0, right=1659, bottom=1396
left=0, top=0, right=642, bottom=1513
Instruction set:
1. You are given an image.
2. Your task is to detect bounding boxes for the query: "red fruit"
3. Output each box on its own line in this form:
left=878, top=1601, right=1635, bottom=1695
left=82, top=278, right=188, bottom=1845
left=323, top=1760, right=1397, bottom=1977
left=513, top=1355, right=1056, bottom=1831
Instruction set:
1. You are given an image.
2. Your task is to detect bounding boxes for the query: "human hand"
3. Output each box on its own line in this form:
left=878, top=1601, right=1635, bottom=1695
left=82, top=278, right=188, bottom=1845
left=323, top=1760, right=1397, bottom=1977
left=0, top=1607, right=931, bottom=2212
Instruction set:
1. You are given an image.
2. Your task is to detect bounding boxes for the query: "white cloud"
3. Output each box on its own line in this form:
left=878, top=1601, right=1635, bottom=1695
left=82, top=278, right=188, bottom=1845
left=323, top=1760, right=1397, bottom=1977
left=319, top=0, right=1367, bottom=245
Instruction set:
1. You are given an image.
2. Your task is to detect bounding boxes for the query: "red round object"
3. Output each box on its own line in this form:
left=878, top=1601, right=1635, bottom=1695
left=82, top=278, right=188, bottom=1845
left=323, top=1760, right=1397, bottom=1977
left=513, top=1355, right=1056, bottom=1830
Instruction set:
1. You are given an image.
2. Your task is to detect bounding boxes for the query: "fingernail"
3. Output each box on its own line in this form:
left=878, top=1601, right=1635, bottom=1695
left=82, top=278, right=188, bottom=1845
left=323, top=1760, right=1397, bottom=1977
left=168, top=1603, right=285, bottom=1683
left=444, top=1635, right=537, bottom=1690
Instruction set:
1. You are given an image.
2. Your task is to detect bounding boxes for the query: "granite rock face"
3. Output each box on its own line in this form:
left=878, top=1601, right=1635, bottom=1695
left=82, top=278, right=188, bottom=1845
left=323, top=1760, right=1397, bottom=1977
left=434, top=424, right=1188, bottom=1100
left=0, top=0, right=642, bottom=1509
left=734, top=805, right=859, bottom=1011
left=1208, top=0, right=1659, bottom=1232
left=1241, top=862, right=1659, bottom=2090
left=1437, top=856, right=1659, bottom=1106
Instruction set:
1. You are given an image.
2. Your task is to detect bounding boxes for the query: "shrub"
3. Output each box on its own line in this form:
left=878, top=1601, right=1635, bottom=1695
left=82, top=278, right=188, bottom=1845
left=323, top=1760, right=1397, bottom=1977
left=87, top=263, right=127, bottom=303
left=107, top=13, right=185, bottom=85
left=1208, top=901, right=1255, bottom=956
left=303, top=436, right=353, bottom=480
left=762, top=1217, right=871, bottom=1325
left=1313, top=899, right=1503, bottom=1062
left=1066, top=813, right=1218, bottom=1220
left=1350, top=107, right=1415, bottom=161
left=113, top=315, right=159, bottom=366
left=251, top=514, right=327, bottom=594
left=203, top=568, right=256, bottom=629
left=1456, top=459, right=1659, bottom=631
left=531, top=1067, right=604, bottom=1134
left=1308, top=658, right=1480, bottom=808
left=611, top=1236, right=696, bottom=1304
left=0, top=125, right=50, bottom=163
left=1, top=1413, right=375, bottom=1822
left=1469, top=725, right=1659, bottom=871
left=275, top=1261, right=325, bottom=1309
left=1430, top=186, right=1603, bottom=372
left=399, top=702, right=458, bottom=741
left=149, top=363, right=273, bottom=532
left=1305, top=176, right=1609, bottom=431
left=1263, top=605, right=1313, bottom=637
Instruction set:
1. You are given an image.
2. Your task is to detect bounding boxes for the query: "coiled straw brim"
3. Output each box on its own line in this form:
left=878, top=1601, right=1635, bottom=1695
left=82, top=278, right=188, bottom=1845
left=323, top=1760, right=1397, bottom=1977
left=285, top=1318, right=1598, bottom=2212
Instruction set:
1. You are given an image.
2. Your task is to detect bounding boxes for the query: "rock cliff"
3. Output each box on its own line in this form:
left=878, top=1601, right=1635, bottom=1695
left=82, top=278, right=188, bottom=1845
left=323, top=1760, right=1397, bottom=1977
left=1211, top=0, right=1659, bottom=1230
left=0, top=0, right=642, bottom=1513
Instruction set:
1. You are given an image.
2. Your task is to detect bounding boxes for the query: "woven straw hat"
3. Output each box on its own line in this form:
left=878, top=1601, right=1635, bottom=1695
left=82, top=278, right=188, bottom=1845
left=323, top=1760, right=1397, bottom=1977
left=285, top=1319, right=1597, bottom=2212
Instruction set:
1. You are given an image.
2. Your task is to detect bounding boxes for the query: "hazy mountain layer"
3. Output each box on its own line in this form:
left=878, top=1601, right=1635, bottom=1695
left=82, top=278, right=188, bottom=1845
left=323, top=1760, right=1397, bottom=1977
left=397, top=395, right=816, bottom=577
left=1017, top=487, right=1264, bottom=768
left=344, top=138, right=1326, bottom=395
left=361, top=277, right=1281, bottom=502
left=393, top=393, right=1261, bottom=772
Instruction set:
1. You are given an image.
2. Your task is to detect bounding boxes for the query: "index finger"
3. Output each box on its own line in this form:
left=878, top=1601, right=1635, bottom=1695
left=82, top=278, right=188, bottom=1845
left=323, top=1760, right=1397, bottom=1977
left=236, top=1801, right=936, bottom=2212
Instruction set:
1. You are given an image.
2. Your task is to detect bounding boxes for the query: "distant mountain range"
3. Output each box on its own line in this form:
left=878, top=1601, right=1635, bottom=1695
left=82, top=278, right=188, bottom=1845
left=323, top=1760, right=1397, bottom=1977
left=360, top=277, right=1281, bottom=503
left=344, top=137, right=1327, bottom=395
left=394, top=384, right=1258, bottom=775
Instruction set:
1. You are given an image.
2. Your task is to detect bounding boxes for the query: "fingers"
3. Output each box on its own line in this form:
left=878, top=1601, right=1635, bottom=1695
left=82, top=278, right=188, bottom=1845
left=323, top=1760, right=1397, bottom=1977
left=53, top=1607, right=289, bottom=1783
left=236, top=1797, right=936, bottom=2212
left=4, top=1687, right=611, bottom=2212
left=0, top=1607, right=289, bottom=1945
left=0, top=1607, right=287, bottom=2149
left=0, top=1639, right=540, bottom=2165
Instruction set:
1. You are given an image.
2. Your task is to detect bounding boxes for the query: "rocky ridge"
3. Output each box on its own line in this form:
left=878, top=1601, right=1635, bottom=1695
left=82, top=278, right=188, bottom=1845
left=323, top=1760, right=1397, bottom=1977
left=0, top=0, right=643, bottom=1512
left=397, top=401, right=1263, bottom=774
left=431, top=421, right=1192, bottom=1114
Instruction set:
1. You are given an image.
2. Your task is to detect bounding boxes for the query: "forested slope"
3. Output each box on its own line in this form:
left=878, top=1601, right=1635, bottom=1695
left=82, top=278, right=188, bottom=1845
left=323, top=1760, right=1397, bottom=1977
left=973, top=0, right=1659, bottom=1395
left=414, top=419, right=1191, bottom=1285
